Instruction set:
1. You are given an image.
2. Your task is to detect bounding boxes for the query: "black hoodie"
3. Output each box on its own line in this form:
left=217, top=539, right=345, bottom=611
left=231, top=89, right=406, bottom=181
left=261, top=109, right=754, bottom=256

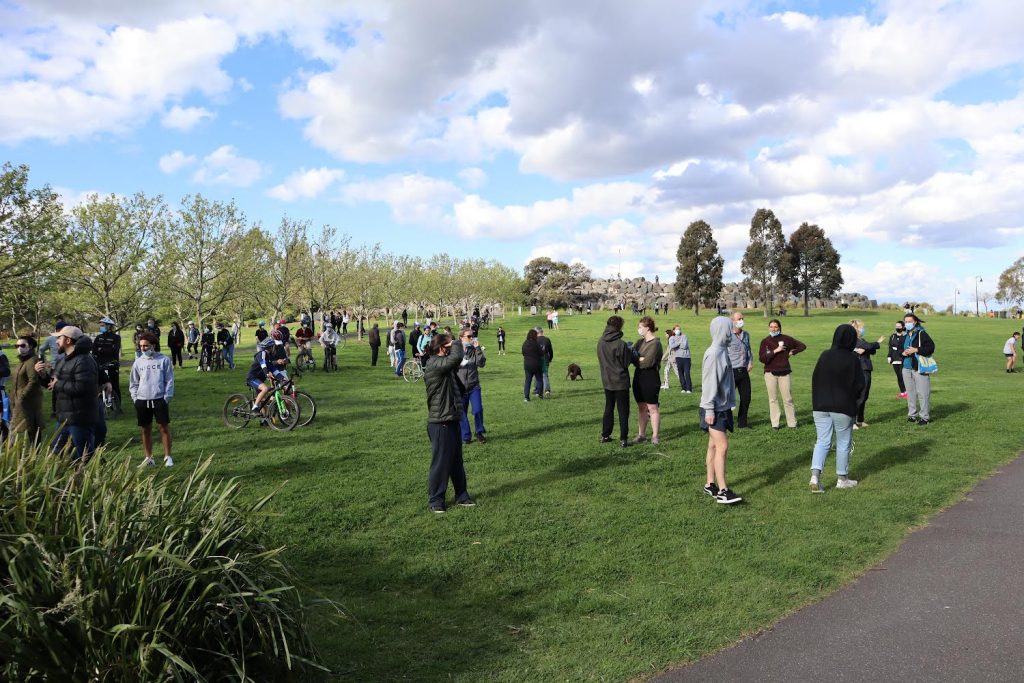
left=811, top=324, right=866, bottom=417
left=596, top=326, right=632, bottom=391
left=52, top=335, right=99, bottom=427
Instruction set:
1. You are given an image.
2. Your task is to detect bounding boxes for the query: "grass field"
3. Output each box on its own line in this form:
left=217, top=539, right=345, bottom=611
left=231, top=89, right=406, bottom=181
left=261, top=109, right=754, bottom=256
left=99, top=310, right=1022, bottom=681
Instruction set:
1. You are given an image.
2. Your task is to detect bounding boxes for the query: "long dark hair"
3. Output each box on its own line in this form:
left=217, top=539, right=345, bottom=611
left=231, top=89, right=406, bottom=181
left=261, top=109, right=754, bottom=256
left=526, top=328, right=538, bottom=342
left=428, top=332, right=451, bottom=355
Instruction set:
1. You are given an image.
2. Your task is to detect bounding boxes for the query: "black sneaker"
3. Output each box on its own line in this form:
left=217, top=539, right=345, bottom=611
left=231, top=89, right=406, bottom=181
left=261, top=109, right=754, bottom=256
left=599, top=436, right=612, bottom=443
left=476, top=433, right=487, bottom=444
left=429, top=503, right=446, bottom=514
left=908, top=416, right=919, bottom=423
left=917, top=419, right=930, bottom=426
left=620, top=439, right=630, bottom=448
left=703, top=482, right=720, bottom=497
left=455, top=496, right=476, bottom=508
left=715, top=488, right=743, bottom=504
left=463, top=440, right=472, bottom=445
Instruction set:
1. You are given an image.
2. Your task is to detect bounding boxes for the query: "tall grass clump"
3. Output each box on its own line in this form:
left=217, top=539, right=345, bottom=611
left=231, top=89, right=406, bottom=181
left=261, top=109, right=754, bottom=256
left=0, top=438, right=327, bottom=682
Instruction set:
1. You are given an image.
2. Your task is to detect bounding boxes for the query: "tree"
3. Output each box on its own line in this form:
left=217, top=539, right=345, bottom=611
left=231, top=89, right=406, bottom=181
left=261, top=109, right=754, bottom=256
left=299, top=224, right=351, bottom=320
left=674, top=220, right=724, bottom=315
left=996, top=257, right=1024, bottom=309
left=0, top=163, right=65, bottom=308
left=252, top=216, right=308, bottom=321
left=522, top=257, right=590, bottom=308
left=741, top=208, right=788, bottom=317
left=345, top=244, right=385, bottom=338
left=159, top=194, right=247, bottom=328
left=785, top=222, right=843, bottom=317
left=62, top=192, right=167, bottom=327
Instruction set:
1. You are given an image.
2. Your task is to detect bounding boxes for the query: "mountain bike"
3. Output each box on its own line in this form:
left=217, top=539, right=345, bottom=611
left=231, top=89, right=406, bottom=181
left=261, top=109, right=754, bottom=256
left=278, top=377, right=317, bottom=427
left=322, top=343, right=338, bottom=372
left=213, top=345, right=225, bottom=371
left=222, top=380, right=300, bottom=431
left=403, top=355, right=425, bottom=382
left=102, top=385, right=121, bottom=419
left=294, top=343, right=316, bottom=375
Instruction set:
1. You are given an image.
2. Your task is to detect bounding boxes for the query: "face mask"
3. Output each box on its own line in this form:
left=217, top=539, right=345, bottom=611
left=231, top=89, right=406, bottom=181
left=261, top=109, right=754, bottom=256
left=18, top=347, right=33, bottom=358
left=896, top=328, right=904, bottom=334
left=674, top=329, right=681, bottom=336
left=99, top=326, right=108, bottom=334
left=860, top=327, right=866, bottom=336
left=274, top=340, right=283, bottom=346
left=735, top=319, right=745, bottom=329
left=148, top=323, right=155, bottom=328
left=637, top=327, right=645, bottom=336
left=769, top=331, right=780, bottom=337
left=905, top=323, right=915, bottom=331
left=142, top=349, right=154, bottom=358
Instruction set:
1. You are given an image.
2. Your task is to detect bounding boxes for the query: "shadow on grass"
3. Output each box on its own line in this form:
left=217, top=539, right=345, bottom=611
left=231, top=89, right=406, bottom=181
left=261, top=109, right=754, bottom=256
left=729, top=451, right=809, bottom=496
left=855, top=438, right=933, bottom=480
left=476, top=450, right=653, bottom=499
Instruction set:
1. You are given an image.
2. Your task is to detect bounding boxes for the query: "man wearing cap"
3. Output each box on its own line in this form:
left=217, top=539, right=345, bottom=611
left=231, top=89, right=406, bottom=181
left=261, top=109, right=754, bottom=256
left=216, top=322, right=235, bottom=370
left=36, top=326, right=98, bottom=461
left=92, top=316, right=122, bottom=404
left=254, top=320, right=269, bottom=343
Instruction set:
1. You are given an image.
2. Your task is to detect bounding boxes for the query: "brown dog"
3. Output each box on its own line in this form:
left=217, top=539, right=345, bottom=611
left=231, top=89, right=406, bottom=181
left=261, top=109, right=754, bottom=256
left=566, top=363, right=583, bottom=380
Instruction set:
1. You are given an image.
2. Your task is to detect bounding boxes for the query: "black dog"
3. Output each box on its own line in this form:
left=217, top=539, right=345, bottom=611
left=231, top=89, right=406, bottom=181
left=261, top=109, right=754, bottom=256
left=566, top=363, right=583, bottom=380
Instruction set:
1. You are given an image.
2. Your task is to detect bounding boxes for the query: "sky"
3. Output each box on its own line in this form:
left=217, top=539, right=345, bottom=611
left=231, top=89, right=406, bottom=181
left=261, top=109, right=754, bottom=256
left=2, top=0, right=1022, bottom=309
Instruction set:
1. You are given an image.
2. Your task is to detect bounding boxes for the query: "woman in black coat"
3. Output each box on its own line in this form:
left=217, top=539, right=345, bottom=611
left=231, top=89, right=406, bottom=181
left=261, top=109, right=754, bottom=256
left=521, top=328, right=543, bottom=401
left=887, top=320, right=907, bottom=398
left=166, top=323, right=186, bottom=368
left=850, top=319, right=884, bottom=429
left=809, top=324, right=865, bottom=492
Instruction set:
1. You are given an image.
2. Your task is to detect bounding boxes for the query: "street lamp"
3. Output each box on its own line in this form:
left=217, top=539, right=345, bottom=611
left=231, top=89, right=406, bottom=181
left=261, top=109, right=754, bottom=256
left=975, top=276, right=983, bottom=317
left=954, top=288, right=960, bottom=316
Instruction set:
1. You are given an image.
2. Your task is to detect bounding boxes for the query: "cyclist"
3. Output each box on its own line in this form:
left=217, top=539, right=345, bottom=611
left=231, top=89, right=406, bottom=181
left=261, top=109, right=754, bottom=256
left=92, top=317, right=122, bottom=403
left=295, top=321, right=314, bottom=366
left=320, top=322, right=341, bottom=369
left=247, top=331, right=289, bottom=418
left=254, top=320, right=269, bottom=343
left=185, top=321, right=200, bottom=359
left=199, top=324, right=216, bottom=372
left=216, top=322, right=235, bottom=369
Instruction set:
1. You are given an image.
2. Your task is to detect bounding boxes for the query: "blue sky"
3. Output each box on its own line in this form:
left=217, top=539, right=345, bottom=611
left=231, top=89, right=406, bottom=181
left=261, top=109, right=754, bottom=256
left=2, top=0, right=1023, bottom=307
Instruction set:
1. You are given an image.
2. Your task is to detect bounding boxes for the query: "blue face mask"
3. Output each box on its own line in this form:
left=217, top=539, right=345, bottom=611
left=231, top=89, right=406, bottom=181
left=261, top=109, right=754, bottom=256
left=905, top=323, right=915, bottom=331
left=99, top=326, right=108, bottom=334
left=860, top=327, right=866, bottom=336
left=769, top=331, right=781, bottom=337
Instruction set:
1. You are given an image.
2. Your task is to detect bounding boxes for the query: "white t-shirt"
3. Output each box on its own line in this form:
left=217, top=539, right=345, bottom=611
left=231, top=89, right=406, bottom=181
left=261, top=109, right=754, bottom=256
left=1004, top=337, right=1017, bottom=355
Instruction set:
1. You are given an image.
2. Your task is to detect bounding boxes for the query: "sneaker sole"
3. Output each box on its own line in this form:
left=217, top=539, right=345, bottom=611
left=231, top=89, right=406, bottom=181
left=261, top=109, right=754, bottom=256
left=810, top=485, right=824, bottom=494
left=456, top=502, right=476, bottom=508
left=715, top=497, right=743, bottom=504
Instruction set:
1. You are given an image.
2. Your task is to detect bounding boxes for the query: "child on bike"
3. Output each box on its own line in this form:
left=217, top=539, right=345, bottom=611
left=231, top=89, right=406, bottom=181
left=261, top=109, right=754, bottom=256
left=295, top=322, right=314, bottom=366
left=199, top=324, right=216, bottom=372
left=320, top=322, right=341, bottom=369
left=247, top=331, right=289, bottom=418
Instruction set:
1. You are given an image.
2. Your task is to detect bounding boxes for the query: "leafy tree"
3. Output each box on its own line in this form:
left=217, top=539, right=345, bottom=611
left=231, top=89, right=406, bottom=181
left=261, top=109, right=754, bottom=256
left=345, top=244, right=386, bottom=338
left=785, top=222, right=843, bottom=317
left=62, top=192, right=167, bottom=327
left=299, top=224, right=351, bottom=321
left=996, top=257, right=1024, bottom=309
left=674, top=220, right=724, bottom=315
left=741, top=208, right=788, bottom=317
left=252, top=216, right=308, bottom=321
left=523, top=257, right=590, bottom=308
left=0, top=163, right=65, bottom=309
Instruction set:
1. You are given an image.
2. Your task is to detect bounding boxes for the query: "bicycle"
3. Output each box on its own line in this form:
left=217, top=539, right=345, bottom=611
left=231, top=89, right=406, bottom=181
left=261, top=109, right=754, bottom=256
left=212, top=345, right=225, bottom=371
left=279, top=377, right=317, bottom=427
left=322, top=343, right=338, bottom=372
left=199, top=345, right=215, bottom=372
left=402, top=355, right=425, bottom=382
left=102, top=385, right=122, bottom=419
left=295, top=343, right=316, bottom=374
left=222, top=381, right=300, bottom=431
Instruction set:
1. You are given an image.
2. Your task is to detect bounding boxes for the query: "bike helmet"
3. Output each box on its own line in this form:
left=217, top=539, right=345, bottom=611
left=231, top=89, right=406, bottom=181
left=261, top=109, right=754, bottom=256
left=99, top=316, right=116, bottom=325
left=258, top=320, right=265, bottom=326
left=324, top=322, right=333, bottom=329
left=270, top=329, right=284, bottom=341
left=258, top=337, right=275, bottom=350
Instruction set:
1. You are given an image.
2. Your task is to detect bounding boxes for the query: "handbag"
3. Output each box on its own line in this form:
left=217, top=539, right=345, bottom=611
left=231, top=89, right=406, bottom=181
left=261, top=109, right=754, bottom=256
left=914, top=330, right=938, bottom=374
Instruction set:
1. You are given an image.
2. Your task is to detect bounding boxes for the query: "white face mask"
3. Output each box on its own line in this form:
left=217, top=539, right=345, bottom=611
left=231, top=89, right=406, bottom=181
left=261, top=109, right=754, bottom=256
left=734, top=319, right=745, bottom=330
left=142, top=349, right=155, bottom=358
left=637, top=327, right=645, bottom=336
left=674, top=329, right=681, bottom=336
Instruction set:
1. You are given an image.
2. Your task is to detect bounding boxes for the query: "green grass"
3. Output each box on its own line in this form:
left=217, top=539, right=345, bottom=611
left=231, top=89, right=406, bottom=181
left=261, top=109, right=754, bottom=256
left=100, top=311, right=1023, bottom=681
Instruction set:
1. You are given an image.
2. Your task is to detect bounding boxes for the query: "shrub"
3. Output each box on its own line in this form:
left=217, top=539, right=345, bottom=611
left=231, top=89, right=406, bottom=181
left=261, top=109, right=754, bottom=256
left=0, top=438, right=328, bottom=682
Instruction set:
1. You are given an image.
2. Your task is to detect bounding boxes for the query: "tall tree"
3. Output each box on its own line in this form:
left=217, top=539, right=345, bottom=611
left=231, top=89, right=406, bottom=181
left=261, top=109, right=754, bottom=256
left=996, top=257, right=1024, bottom=310
left=0, top=162, right=65, bottom=308
left=252, top=216, right=308, bottom=321
left=741, top=208, right=788, bottom=317
left=785, top=222, right=843, bottom=316
left=674, top=220, right=724, bottom=316
left=63, top=192, right=167, bottom=327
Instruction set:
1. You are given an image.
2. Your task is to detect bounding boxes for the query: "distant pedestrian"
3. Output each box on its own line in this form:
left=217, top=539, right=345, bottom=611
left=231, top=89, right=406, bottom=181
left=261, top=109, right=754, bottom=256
left=1004, top=332, right=1019, bottom=373
left=700, top=317, right=742, bottom=504
left=521, top=329, right=543, bottom=401
left=393, top=322, right=407, bottom=377
left=423, top=333, right=474, bottom=513
left=129, top=332, right=175, bottom=468
left=536, top=327, right=554, bottom=396
left=369, top=323, right=381, bottom=366
left=457, top=327, right=487, bottom=445
left=597, top=315, right=632, bottom=447
left=809, top=324, right=865, bottom=492
left=850, top=319, right=884, bottom=429
left=661, top=328, right=678, bottom=389
left=673, top=324, right=693, bottom=393
left=496, top=326, right=506, bottom=355
left=167, top=322, right=185, bottom=367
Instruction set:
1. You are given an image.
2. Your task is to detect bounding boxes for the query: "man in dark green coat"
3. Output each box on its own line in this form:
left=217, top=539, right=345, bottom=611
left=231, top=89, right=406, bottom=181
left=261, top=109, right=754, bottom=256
left=423, top=332, right=475, bottom=513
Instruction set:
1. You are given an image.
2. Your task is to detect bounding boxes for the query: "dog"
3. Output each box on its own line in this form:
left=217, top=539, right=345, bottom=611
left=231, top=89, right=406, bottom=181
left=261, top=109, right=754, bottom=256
left=566, top=363, right=584, bottom=380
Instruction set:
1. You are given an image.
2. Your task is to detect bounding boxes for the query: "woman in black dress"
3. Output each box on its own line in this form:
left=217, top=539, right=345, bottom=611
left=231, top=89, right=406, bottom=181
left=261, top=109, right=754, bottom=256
left=521, top=329, right=543, bottom=401
left=632, top=316, right=664, bottom=444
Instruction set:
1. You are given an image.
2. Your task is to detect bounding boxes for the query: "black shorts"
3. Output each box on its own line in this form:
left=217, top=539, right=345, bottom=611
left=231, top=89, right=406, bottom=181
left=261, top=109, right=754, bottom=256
left=699, top=407, right=734, bottom=433
left=135, top=398, right=170, bottom=427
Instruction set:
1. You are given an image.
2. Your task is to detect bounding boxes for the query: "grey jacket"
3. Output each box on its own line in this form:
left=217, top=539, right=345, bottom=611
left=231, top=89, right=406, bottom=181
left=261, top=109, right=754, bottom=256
left=700, top=317, right=737, bottom=413
left=727, top=329, right=751, bottom=369
left=129, top=352, right=175, bottom=402
left=456, top=343, right=487, bottom=391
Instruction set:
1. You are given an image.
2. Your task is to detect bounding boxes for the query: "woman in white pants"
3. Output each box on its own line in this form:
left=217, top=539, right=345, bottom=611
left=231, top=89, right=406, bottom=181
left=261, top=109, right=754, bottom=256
left=662, top=328, right=680, bottom=388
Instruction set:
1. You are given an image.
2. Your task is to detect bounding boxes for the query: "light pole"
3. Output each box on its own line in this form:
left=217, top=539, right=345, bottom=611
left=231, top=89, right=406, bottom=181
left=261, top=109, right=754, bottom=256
left=975, top=276, right=983, bottom=317
left=954, top=288, right=959, bottom=316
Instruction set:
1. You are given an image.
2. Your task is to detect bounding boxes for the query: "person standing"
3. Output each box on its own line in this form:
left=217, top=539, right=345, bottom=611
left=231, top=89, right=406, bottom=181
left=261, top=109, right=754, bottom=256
left=38, top=326, right=98, bottom=462
left=40, top=321, right=66, bottom=363
left=199, top=324, right=215, bottom=371
left=401, top=308, right=408, bottom=326
left=662, top=328, right=679, bottom=389
left=496, top=326, right=506, bottom=355
left=700, top=317, right=742, bottom=504
left=521, top=329, right=544, bottom=401
left=254, top=321, right=269, bottom=344
left=145, top=318, right=161, bottom=352
left=132, top=324, right=145, bottom=359
left=902, top=313, right=936, bottom=425
left=387, top=321, right=398, bottom=368
left=457, top=327, right=487, bottom=445
left=809, top=324, right=866, bottom=492
left=536, top=327, right=554, bottom=396
left=129, top=332, right=175, bottom=468
left=423, top=333, right=474, bottom=513
left=166, top=322, right=185, bottom=368
left=10, top=335, right=44, bottom=445
left=850, top=319, right=884, bottom=429
left=728, top=312, right=753, bottom=429
left=393, top=322, right=407, bottom=377
left=368, top=323, right=381, bottom=366
left=597, top=315, right=632, bottom=447
left=631, top=316, right=664, bottom=444
left=341, top=310, right=350, bottom=335
left=216, top=322, right=235, bottom=369
left=887, top=321, right=908, bottom=398
left=1004, top=332, right=1019, bottom=373
left=186, top=321, right=200, bottom=359
left=92, top=317, right=122, bottom=402
left=409, top=323, right=423, bottom=364
left=674, top=324, right=693, bottom=393
left=758, top=319, right=807, bottom=430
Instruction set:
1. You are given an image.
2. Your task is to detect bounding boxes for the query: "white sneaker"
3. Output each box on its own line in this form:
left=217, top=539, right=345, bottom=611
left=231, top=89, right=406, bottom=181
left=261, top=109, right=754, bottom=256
left=852, top=423, right=860, bottom=430
left=164, top=456, right=174, bottom=467
left=809, top=477, right=824, bottom=493
left=660, top=384, right=669, bottom=389
left=138, top=457, right=156, bottom=468
left=836, top=478, right=859, bottom=489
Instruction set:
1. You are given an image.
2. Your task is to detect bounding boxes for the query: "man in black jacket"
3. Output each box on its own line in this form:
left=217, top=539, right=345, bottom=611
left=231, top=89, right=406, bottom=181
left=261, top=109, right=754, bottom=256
left=536, top=327, right=554, bottom=396
left=38, top=326, right=98, bottom=461
left=368, top=323, right=381, bottom=366
left=809, top=324, right=865, bottom=492
left=93, top=316, right=122, bottom=402
left=597, top=315, right=632, bottom=447
left=423, top=333, right=473, bottom=513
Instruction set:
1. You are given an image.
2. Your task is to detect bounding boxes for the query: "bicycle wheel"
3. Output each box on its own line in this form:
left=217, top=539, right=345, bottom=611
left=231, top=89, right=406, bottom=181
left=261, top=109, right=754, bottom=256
left=267, top=395, right=300, bottom=431
left=105, top=392, right=121, bottom=419
left=402, top=360, right=421, bottom=382
left=337, top=334, right=347, bottom=349
left=293, top=390, right=317, bottom=427
left=223, top=393, right=252, bottom=429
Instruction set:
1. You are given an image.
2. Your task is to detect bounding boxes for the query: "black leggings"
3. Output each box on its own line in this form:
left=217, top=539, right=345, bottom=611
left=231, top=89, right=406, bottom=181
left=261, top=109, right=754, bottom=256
left=892, top=363, right=906, bottom=393
left=733, top=368, right=751, bottom=426
left=498, top=340, right=505, bottom=352
left=170, top=347, right=183, bottom=367
left=602, top=389, right=630, bottom=440
left=857, top=371, right=872, bottom=423
left=524, top=369, right=543, bottom=400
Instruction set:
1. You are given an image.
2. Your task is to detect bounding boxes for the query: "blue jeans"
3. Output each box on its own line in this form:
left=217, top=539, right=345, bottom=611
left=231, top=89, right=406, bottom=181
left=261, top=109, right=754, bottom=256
left=223, top=344, right=235, bottom=369
left=95, top=396, right=107, bottom=446
left=52, top=423, right=95, bottom=462
left=460, top=385, right=485, bottom=441
left=395, top=349, right=406, bottom=376
left=811, top=411, right=854, bottom=476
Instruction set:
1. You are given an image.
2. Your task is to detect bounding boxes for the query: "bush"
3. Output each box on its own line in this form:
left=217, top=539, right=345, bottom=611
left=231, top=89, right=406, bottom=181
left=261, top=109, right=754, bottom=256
left=0, top=439, right=328, bottom=682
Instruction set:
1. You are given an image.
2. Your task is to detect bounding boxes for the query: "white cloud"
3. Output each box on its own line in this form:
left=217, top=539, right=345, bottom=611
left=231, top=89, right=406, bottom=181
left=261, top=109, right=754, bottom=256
left=158, top=150, right=197, bottom=174
left=457, top=167, right=487, bottom=189
left=192, top=145, right=266, bottom=187
left=161, top=105, right=214, bottom=131
left=267, top=167, right=345, bottom=201
left=343, top=174, right=464, bottom=225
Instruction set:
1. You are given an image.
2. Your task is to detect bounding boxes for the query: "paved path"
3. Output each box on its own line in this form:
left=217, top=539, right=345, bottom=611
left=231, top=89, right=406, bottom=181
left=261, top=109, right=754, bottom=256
left=657, top=454, right=1024, bottom=683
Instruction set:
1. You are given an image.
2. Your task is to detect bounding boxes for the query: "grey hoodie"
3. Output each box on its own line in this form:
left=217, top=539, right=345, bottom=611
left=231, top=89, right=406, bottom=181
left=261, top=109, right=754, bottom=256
left=129, top=352, right=175, bottom=402
left=700, top=317, right=736, bottom=412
